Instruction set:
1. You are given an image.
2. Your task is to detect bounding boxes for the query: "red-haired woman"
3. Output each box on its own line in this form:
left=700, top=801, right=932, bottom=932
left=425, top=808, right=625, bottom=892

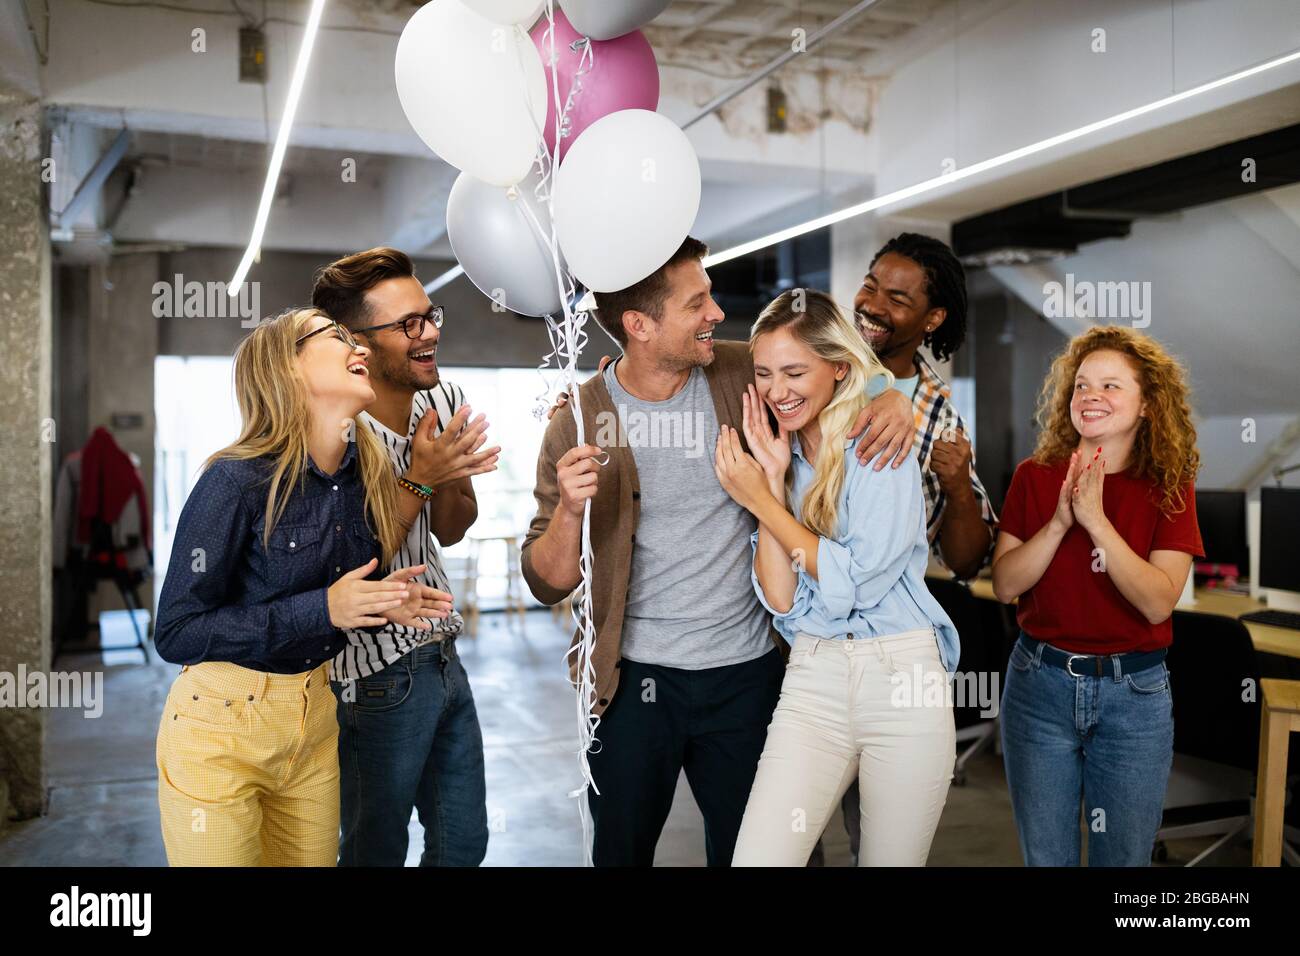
left=992, top=326, right=1203, bottom=866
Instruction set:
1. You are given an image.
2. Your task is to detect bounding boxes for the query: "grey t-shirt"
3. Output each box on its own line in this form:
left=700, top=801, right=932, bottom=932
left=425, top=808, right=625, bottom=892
left=603, top=359, right=773, bottom=670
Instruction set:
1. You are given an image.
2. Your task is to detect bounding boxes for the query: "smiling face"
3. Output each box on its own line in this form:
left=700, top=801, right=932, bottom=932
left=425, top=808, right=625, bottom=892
left=1070, top=348, right=1146, bottom=443
left=632, top=258, right=724, bottom=372
left=752, top=325, right=846, bottom=437
left=295, top=315, right=374, bottom=410
left=357, top=275, right=441, bottom=391
left=852, top=252, right=944, bottom=366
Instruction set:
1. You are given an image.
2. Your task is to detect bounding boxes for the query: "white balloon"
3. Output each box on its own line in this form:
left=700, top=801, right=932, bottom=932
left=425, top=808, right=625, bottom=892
left=461, top=0, right=544, bottom=26
left=446, top=170, right=567, bottom=317
left=395, top=0, right=547, bottom=187
left=553, top=109, right=701, bottom=293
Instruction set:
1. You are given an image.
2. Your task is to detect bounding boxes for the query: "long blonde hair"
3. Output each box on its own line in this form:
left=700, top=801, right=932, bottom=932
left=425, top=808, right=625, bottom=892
left=205, top=308, right=404, bottom=562
left=1033, top=325, right=1199, bottom=515
left=750, top=289, right=895, bottom=538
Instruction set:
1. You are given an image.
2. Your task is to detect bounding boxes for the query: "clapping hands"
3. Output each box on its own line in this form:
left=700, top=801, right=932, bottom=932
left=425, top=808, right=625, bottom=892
left=1051, top=447, right=1108, bottom=536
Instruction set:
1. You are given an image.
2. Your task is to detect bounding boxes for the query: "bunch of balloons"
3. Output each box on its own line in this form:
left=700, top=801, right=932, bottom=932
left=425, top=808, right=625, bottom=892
left=395, top=0, right=699, bottom=314
left=396, top=0, right=695, bottom=862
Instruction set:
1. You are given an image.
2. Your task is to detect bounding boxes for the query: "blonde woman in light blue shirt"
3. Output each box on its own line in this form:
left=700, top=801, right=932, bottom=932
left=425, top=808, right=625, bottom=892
left=714, top=288, right=959, bottom=866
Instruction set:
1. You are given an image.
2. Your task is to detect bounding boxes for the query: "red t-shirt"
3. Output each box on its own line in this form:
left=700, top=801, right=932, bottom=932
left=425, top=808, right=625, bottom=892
left=999, top=457, right=1204, bottom=654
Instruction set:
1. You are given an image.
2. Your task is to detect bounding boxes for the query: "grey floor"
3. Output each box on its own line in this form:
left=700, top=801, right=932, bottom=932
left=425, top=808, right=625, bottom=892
left=0, top=609, right=1244, bottom=866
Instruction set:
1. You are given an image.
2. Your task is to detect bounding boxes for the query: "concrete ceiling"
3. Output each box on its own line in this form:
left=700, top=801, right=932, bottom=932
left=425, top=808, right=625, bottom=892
left=44, top=0, right=950, bottom=259
left=341, top=0, right=956, bottom=75
left=35, top=0, right=999, bottom=262
left=645, top=0, right=950, bottom=73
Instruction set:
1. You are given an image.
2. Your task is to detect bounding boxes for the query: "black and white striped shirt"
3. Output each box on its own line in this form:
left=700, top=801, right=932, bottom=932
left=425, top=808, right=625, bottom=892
left=328, top=381, right=467, bottom=681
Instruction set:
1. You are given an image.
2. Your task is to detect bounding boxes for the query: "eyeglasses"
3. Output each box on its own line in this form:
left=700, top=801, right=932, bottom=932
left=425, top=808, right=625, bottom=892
left=353, top=306, right=444, bottom=340
left=295, top=320, right=360, bottom=351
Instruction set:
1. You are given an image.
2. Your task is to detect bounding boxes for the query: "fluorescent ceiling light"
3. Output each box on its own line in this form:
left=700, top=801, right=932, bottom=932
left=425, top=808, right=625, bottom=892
left=703, top=47, right=1300, bottom=268
left=229, top=0, right=329, bottom=296
left=424, top=264, right=464, bottom=295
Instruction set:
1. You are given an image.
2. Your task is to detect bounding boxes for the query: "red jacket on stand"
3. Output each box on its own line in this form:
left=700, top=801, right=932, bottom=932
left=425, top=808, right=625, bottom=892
left=77, top=426, right=152, bottom=555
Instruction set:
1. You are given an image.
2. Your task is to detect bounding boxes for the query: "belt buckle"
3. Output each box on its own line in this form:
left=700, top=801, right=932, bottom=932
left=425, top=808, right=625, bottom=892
left=1065, top=654, right=1090, bottom=678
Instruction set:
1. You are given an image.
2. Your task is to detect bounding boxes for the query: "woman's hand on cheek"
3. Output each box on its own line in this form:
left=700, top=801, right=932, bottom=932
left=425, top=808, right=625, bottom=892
left=741, top=385, right=790, bottom=481
left=714, top=425, right=773, bottom=514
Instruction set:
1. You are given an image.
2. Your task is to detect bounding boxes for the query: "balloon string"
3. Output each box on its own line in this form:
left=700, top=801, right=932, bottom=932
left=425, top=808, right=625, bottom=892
left=557, top=37, right=593, bottom=142
left=538, top=0, right=600, bottom=869
left=523, top=11, right=593, bottom=421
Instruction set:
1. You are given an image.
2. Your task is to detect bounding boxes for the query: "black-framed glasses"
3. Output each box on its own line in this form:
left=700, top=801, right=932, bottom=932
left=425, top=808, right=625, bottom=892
left=353, top=306, right=444, bottom=339
left=295, top=319, right=360, bottom=351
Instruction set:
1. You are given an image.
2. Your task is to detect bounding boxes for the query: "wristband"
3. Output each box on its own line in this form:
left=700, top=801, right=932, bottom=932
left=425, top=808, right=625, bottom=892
left=398, top=477, right=436, bottom=500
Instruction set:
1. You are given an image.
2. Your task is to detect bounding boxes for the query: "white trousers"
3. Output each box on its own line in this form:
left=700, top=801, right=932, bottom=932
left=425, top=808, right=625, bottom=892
left=733, top=629, right=956, bottom=866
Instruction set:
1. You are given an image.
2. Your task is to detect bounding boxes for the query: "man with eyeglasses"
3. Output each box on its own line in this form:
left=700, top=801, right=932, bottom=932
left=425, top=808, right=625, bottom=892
left=311, top=247, right=500, bottom=867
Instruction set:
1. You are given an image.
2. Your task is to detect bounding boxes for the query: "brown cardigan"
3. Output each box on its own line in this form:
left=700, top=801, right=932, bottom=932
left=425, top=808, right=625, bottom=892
left=520, top=340, right=786, bottom=717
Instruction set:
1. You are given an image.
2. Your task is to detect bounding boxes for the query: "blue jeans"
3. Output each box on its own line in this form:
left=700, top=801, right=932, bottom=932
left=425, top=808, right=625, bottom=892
left=1000, top=632, right=1173, bottom=866
left=331, top=640, right=488, bottom=866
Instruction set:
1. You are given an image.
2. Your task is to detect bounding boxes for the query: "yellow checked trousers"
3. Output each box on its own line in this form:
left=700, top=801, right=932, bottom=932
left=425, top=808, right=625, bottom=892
left=156, top=661, right=339, bottom=866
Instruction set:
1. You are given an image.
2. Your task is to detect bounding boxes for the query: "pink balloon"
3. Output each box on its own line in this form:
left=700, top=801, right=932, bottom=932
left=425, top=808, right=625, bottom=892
left=530, top=9, right=659, bottom=162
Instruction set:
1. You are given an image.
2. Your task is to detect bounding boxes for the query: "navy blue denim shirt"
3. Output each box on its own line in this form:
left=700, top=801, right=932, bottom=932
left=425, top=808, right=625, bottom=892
left=155, top=441, right=384, bottom=673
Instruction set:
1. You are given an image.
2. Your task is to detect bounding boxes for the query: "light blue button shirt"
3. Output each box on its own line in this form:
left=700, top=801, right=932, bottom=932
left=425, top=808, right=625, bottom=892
left=749, top=432, right=960, bottom=672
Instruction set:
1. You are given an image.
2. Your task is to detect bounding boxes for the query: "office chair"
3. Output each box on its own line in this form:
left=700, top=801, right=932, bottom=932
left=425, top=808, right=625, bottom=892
left=926, top=576, right=1000, bottom=786
left=1155, top=611, right=1300, bottom=865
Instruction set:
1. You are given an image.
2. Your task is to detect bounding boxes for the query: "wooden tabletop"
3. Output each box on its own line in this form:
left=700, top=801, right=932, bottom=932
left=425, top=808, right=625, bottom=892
left=946, top=575, right=1300, bottom=661
left=1261, top=678, right=1300, bottom=714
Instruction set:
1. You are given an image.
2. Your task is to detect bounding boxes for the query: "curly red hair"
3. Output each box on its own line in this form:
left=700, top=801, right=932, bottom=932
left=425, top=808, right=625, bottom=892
left=1033, top=325, right=1200, bottom=515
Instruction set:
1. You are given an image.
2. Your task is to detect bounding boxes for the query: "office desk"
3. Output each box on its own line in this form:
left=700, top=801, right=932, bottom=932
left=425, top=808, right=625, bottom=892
left=945, top=576, right=1300, bottom=661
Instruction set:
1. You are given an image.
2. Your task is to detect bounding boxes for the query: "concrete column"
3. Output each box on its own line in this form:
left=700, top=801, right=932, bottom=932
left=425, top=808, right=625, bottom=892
left=0, top=91, right=52, bottom=821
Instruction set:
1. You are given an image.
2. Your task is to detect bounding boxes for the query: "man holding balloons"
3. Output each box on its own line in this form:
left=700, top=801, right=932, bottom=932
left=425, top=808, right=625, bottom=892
left=520, top=238, right=918, bottom=865
left=394, top=0, right=914, bottom=865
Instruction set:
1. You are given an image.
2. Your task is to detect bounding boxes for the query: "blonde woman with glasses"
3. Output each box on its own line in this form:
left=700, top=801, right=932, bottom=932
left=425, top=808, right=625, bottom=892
left=715, top=289, right=959, bottom=866
left=154, top=308, right=453, bottom=866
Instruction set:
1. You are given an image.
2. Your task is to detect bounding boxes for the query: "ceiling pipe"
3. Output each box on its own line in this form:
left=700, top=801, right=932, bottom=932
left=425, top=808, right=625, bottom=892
left=679, top=0, right=886, bottom=130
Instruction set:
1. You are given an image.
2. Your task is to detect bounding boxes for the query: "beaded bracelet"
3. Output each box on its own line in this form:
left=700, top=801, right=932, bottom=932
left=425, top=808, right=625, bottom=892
left=398, top=477, right=436, bottom=500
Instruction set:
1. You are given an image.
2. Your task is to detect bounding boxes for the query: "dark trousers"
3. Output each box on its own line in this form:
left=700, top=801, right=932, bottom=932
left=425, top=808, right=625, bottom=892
left=587, top=647, right=784, bottom=866
left=331, top=640, right=488, bottom=867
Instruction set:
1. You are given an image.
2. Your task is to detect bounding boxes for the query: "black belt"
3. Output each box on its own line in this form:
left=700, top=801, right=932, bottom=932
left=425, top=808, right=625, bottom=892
left=1018, top=633, right=1166, bottom=678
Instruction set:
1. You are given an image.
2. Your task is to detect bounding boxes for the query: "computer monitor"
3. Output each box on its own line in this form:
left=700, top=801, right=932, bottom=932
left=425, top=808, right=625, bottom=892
left=1195, top=489, right=1248, bottom=576
left=1259, top=487, right=1300, bottom=611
